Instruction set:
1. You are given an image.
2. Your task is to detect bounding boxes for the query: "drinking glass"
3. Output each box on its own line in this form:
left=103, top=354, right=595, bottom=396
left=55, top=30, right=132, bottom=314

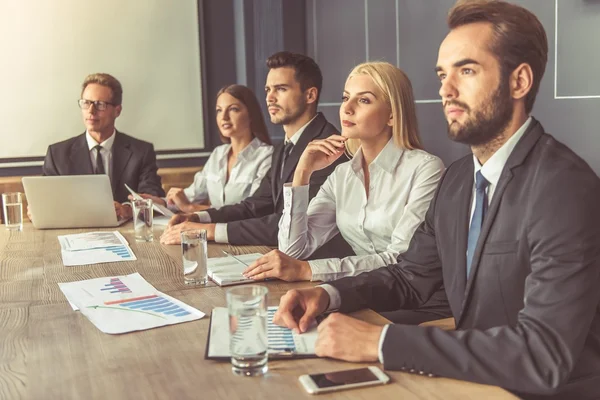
left=181, top=229, right=208, bottom=285
left=227, top=285, right=269, bottom=376
left=2, top=192, right=23, bottom=231
left=132, top=198, right=153, bottom=242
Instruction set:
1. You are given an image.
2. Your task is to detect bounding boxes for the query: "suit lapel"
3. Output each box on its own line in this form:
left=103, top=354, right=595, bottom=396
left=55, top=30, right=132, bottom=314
left=275, top=113, right=329, bottom=204
left=69, top=133, right=94, bottom=174
left=458, top=119, right=544, bottom=325
left=450, top=164, right=473, bottom=322
left=110, top=131, right=132, bottom=197
left=271, top=141, right=286, bottom=201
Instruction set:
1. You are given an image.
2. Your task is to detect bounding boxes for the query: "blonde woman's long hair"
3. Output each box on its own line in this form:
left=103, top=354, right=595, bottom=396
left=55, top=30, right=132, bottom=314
left=343, top=62, right=423, bottom=157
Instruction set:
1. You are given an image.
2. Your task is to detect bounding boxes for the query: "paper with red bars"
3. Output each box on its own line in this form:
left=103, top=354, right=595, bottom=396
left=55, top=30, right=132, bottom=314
left=58, top=273, right=205, bottom=334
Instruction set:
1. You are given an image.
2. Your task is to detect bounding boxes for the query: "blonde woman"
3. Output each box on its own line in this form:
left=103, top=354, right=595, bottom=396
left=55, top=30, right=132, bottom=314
left=244, top=62, right=450, bottom=323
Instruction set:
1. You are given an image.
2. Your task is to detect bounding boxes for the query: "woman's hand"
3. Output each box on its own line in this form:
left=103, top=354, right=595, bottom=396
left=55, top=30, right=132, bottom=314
left=166, top=188, right=191, bottom=211
left=293, top=135, right=347, bottom=186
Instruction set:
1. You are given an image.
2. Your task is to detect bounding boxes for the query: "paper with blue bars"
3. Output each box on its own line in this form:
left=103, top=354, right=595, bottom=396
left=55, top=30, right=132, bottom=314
left=207, top=306, right=317, bottom=359
left=59, top=273, right=205, bottom=334
left=58, top=231, right=137, bottom=266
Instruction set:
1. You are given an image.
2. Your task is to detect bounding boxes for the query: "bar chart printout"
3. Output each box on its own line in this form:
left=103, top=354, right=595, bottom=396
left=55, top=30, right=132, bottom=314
left=58, top=273, right=205, bottom=334
left=206, top=307, right=317, bottom=358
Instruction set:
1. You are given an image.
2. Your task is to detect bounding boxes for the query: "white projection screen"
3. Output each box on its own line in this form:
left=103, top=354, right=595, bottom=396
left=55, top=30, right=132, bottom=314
left=0, top=0, right=205, bottom=167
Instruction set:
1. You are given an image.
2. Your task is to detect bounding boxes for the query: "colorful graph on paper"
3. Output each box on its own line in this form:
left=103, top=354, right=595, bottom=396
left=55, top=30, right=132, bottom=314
left=102, top=246, right=134, bottom=259
left=267, top=308, right=297, bottom=351
left=58, top=273, right=205, bottom=334
left=103, top=295, right=192, bottom=318
left=206, top=307, right=317, bottom=358
left=100, top=277, right=132, bottom=294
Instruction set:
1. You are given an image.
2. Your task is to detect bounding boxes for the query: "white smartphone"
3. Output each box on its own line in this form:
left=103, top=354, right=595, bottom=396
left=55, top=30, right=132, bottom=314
left=298, top=366, right=390, bottom=394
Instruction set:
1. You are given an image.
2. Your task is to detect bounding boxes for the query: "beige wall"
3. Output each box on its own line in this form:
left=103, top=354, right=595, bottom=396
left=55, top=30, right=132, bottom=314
left=0, top=0, right=205, bottom=162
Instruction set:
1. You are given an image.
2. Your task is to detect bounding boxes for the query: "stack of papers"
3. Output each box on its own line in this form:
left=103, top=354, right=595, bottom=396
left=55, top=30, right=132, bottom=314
left=206, top=307, right=317, bottom=359
left=58, top=231, right=137, bottom=266
left=207, top=253, right=263, bottom=286
left=59, top=273, right=205, bottom=334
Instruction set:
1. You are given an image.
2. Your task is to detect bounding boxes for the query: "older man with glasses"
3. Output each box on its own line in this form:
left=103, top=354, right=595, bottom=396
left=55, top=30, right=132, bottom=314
left=40, top=73, right=164, bottom=220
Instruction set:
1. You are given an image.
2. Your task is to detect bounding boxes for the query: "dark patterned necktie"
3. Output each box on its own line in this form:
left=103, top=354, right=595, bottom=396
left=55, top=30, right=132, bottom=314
left=94, top=145, right=105, bottom=174
left=280, top=141, right=294, bottom=180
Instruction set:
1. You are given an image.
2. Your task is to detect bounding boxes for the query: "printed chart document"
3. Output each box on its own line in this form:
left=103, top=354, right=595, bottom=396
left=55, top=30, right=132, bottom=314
left=207, top=253, right=263, bottom=286
left=206, top=307, right=317, bottom=360
left=59, top=273, right=205, bottom=334
left=125, top=183, right=175, bottom=217
left=58, top=231, right=137, bottom=266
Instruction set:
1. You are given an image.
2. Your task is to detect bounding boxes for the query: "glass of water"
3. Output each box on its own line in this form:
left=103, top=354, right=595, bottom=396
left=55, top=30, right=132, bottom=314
left=181, top=229, right=208, bottom=285
left=2, top=192, right=23, bottom=231
left=227, top=285, right=269, bottom=376
left=132, top=198, right=153, bottom=242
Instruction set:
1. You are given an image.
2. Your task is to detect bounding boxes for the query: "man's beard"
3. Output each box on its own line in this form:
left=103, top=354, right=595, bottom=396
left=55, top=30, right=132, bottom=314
left=445, top=77, right=513, bottom=147
left=270, top=99, right=307, bottom=126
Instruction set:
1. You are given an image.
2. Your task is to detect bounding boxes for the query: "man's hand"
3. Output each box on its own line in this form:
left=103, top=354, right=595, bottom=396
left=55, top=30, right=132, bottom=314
left=27, top=205, right=33, bottom=222
left=167, top=213, right=200, bottom=227
left=243, top=250, right=312, bottom=282
left=160, top=222, right=216, bottom=244
left=273, top=287, right=330, bottom=333
left=114, top=202, right=132, bottom=220
left=315, top=313, right=382, bottom=362
left=166, top=187, right=191, bottom=212
left=130, top=193, right=166, bottom=207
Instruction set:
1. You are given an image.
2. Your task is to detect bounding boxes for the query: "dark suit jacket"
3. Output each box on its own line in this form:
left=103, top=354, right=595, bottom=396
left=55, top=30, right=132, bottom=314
left=206, top=112, right=353, bottom=252
left=42, top=131, right=165, bottom=203
left=329, top=118, right=600, bottom=399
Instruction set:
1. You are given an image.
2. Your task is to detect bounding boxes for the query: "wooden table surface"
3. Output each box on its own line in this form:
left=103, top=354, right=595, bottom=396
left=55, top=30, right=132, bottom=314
left=0, top=223, right=517, bottom=400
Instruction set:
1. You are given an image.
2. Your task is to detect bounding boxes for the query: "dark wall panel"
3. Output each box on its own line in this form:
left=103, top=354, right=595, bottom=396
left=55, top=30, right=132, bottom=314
left=307, top=0, right=600, bottom=173
left=313, top=0, right=366, bottom=104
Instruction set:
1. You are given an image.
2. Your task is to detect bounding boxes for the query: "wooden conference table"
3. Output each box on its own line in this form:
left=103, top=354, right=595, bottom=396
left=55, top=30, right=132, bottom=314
left=0, top=223, right=517, bottom=399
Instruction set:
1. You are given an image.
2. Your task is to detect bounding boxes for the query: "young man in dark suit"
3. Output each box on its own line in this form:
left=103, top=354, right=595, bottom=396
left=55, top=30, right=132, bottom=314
left=41, top=73, right=164, bottom=219
left=161, top=52, right=352, bottom=257
left=273, top=2, right=600, bottom=399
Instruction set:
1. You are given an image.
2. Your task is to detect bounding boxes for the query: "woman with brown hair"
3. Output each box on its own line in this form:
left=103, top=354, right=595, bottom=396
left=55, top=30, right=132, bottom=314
left=140, top=84, right=273, bottom=211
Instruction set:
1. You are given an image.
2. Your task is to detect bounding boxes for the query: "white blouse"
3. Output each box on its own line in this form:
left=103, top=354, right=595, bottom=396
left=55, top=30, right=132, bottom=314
left=181, top=137, right=273, bottom=209
left=278, top=138, right=444, bottom=281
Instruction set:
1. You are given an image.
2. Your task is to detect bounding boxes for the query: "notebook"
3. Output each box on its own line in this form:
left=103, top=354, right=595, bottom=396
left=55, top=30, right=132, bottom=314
left=205, top=306, right=317, bottom=360
left=207, top=253, right=263, bottom=286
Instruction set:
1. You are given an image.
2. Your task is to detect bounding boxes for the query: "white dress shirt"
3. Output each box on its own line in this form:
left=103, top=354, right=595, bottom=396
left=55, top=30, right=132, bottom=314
left=279, top=138, right=444, bottom=281
left=469, top=117, right=532, bottom=221
left=174, top=137, right=272, bottom=211
left=198, top=115, right=317, bottom=243
left=86, top=130, right=116, bottom=180
left=322, top=117, right=533, bottom=363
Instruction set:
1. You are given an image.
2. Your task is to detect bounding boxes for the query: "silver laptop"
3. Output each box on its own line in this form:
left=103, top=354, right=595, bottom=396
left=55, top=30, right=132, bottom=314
left=22, top=175, right=128, bottom=229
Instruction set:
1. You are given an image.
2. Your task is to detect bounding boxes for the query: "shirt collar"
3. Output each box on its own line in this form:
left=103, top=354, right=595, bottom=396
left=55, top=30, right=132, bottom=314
left=219, top=137, right=263, bottom=165
left=473, top=117, right=532, bottom=186
left=285, top=114, right=318, bottom=145
left=86, top=129, right=116, bottom=151
left=350, top=137, right=402, bottom=175
left=237, top=137, right=262, bottom=161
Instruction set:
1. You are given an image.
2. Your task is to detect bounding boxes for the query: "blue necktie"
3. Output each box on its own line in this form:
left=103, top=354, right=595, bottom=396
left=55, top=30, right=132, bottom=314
left=466, top=171, right=489, bottom=279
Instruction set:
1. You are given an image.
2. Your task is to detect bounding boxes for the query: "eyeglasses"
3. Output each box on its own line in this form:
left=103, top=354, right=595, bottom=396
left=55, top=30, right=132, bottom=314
left=78, top=99, right=115, bottom=111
